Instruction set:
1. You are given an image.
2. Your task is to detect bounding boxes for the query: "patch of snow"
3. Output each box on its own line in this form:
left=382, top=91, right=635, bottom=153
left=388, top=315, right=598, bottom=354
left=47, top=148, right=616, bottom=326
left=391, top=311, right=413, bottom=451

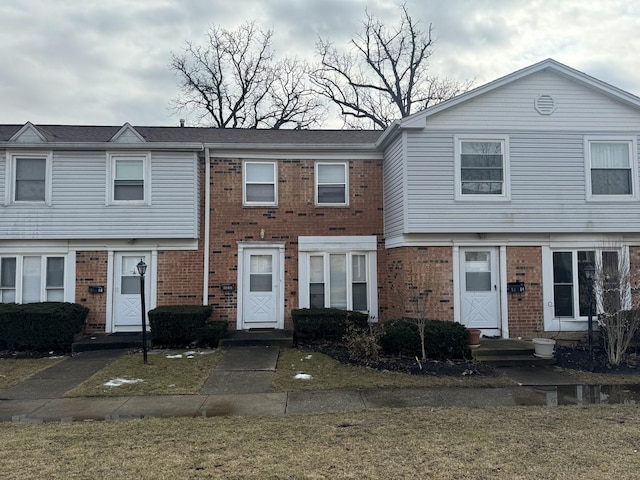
left=186, top=355, right=194, bottom=359
left=104, top=378, right=144, bottom=387
left=166, top=354, right=183, bottom=359
left=185, top=351, right=197, bottom=356
left=305, top=355, right=313, bottom=360
left=294, top=373, right=313, bottom=380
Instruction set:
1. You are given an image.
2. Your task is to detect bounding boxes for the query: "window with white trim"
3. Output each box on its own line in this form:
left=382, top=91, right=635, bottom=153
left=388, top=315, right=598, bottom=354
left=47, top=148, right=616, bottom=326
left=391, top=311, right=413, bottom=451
left=455, top=137, right=509, bottom=199
left=586, top=139, right=636, bottom=198
left=299, top=236, right=377, bottom=316
left=551, top=249, right=623, bottom=319
left=243, top=161, right=277, bottom=206
left=109, top=154, right=148, bottom=203
left=315, top=162, right=348, bottom=206
left=0, top=255, right=65, bottom=303
left=6, top=153, right=52, bottom=204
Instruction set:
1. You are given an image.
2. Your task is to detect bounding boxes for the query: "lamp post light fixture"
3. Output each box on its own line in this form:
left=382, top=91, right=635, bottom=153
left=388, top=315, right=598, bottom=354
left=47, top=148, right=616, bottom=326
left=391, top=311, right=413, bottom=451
left=584, top=263, right=596, bottom=371
left=136, top=259, right=148, bottom=365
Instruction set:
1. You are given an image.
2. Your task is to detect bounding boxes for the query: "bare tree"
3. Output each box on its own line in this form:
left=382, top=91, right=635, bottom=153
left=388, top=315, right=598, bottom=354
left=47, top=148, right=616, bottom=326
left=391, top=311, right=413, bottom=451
left=170, top=22, right=324, bottom=129
left=311, top=3, right=473, bottom=129
left=592, top=247, right=640, bottom=366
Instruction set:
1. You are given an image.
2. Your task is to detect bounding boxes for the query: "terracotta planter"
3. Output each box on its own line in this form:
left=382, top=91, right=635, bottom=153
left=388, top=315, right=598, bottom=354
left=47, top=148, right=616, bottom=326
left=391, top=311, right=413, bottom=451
left=532, top=338, right=556, bottom=358
left=468, top=329, right=482, bottom=348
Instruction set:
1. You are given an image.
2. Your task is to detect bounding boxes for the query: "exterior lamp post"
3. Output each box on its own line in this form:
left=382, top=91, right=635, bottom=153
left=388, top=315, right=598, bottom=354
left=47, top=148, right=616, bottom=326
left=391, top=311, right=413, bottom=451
left=136, top=259, right=148, bottom=365
left=584, top=263, right=595, bottom=371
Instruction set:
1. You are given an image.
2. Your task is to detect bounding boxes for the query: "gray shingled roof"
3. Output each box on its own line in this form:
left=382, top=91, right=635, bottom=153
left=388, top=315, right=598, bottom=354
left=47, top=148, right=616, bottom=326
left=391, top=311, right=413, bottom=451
left=0, top=124, right=382, bottom=144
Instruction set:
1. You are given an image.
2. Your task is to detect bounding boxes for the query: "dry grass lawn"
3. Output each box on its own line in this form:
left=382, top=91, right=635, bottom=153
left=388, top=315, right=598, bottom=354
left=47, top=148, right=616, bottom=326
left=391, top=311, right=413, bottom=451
left=65, top=349, right=222, bottom=397
left=1, top=405, right=640, bottom=479
left=0, top=357, right=64, bottom=390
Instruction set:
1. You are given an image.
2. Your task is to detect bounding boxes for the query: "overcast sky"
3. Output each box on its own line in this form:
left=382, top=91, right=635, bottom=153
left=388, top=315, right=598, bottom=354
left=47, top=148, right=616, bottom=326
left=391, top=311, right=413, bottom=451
left=2, top=0, right=639, bottom=128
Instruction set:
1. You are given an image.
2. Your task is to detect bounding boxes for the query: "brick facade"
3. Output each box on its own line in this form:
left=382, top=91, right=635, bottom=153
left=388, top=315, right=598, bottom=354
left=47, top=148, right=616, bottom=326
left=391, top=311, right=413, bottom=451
left=207, top=157, right=384, bottom=330
left=505, top=246, right=544, bottom=339
left=75, top=251, right=109, bottom=333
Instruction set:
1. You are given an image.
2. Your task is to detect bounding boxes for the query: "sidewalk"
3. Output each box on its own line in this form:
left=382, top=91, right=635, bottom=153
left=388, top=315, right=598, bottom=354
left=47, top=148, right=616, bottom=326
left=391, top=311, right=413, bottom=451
left=0, top=347, right=632, bottom=423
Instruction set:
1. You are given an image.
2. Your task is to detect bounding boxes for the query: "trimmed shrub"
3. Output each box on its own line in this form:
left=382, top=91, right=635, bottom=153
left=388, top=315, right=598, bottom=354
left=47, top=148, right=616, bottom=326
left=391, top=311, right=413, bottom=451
left=197, top=321, right=228, bottom=348
left=343, top=324, right=381, bottom=364
left=0, top=302, right=88, bottom=352
left=148, top=305, right=213, bottom=347
left=292, top=308, right=369, bottom=342
left=380, top=319, right=469, bottom=360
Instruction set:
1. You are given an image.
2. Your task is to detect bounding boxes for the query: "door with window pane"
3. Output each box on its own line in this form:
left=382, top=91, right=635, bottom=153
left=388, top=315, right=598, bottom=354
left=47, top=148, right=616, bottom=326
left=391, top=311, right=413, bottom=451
left=113, top=252, right=151, bottom=332
left=460, top=248, right=500, bottom=330
left=241, top=248, right=282, bottom=329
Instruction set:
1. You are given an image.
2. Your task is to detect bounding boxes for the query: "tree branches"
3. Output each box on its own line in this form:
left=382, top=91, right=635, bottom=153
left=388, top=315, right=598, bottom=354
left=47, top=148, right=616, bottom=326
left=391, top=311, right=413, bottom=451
left=311, top=3, right=472, bottom=129
left=170, top=22, right=324, bottom=129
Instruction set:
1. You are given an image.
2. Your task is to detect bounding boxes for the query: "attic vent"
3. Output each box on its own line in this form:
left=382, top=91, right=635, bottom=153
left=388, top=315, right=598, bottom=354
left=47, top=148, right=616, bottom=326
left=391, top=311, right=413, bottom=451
left=534, top=94, right=556, bottom=115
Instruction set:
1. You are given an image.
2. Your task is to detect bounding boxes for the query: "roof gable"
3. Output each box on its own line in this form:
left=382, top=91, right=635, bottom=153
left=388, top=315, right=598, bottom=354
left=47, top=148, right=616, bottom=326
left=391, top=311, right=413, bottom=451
left=9, top=122, right=49, bottom=143
left=399, top=59, right=640, bottom=129
left=109, top=123, right=146, bottom=143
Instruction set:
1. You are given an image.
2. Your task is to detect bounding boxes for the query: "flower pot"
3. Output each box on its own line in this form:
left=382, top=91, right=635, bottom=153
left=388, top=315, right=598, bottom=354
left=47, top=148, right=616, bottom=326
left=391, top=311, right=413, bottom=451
left=468, top=329, right=482, bottom=348
left=532, top=338, right=556, bottom=358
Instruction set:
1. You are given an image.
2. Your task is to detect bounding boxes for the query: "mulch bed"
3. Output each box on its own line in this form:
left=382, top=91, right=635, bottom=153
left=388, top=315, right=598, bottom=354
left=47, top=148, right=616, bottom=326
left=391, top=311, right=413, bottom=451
left=300, top=341, right=498, bottom=377
left=554, top=345, right=640, bottom=374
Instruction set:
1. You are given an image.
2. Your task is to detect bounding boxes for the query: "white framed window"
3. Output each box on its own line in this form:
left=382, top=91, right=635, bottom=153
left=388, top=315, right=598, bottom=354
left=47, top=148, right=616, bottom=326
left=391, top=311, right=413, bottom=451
left=549, top=248, right=627, bottom=320
left=299, top=236, right=377, bottom=316
left=107, top=153, right=150, bottom=204
left=0, top=255, right=66, bottom=303
left=5, top=152, right=52, bottom=205
left=585, top=137, right=638, bottom=200
left=454, top=136, right=509, bottom=200
left=315, top=162, right=348, bottom=206
left=243, top=161, right=277, bottom=206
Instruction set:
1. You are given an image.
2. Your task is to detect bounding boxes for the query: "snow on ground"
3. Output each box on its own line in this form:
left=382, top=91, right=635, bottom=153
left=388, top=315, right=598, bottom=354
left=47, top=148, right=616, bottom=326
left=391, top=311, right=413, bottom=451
left=294, top=373, right=313, bottom=380
left=305, top=355, right=313, bottom=360
left=104, top=378, right=144, bottom=387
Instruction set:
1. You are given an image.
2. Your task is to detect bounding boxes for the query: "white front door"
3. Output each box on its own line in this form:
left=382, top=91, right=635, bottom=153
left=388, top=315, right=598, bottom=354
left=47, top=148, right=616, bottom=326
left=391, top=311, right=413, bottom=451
left=460, top=248, right=501, bottom=333
left=239, top=247, right=283, bottom=329
left=112, top=252, right=151, bottom=333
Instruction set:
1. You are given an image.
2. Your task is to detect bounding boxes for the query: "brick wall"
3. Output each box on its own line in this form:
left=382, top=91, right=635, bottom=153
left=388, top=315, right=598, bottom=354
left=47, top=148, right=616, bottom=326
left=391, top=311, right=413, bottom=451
left=208, top=157, right=384, bottom=329
left=75, top=251, right=108, bottom=333
left=506, top=246, right=544, bottom=339
left=156, top=249, right=204, bottom=305
left=381, top=246, right=454, bottom=322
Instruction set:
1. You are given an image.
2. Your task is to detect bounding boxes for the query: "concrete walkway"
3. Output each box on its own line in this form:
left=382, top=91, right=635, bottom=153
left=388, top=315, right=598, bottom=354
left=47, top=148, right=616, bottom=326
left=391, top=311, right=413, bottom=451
left=1, top=347, right=635, bottom=423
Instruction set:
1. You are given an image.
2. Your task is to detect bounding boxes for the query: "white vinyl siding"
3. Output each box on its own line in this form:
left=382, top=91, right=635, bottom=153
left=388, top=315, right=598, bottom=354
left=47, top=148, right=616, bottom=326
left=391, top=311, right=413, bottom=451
left=585, top=137, right=637, bottom=200
left=244, top=161, right=277, bottom=206
left=0, top=151, right=199, bottom=240
left=315, top=162, right=348, bottom=206
left=0, top=255, right=66, bottom=303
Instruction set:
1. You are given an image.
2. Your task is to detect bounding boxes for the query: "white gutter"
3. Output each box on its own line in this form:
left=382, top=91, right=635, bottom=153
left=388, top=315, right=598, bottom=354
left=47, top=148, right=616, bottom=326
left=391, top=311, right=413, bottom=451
left=203, top=145, right=211, bottom=306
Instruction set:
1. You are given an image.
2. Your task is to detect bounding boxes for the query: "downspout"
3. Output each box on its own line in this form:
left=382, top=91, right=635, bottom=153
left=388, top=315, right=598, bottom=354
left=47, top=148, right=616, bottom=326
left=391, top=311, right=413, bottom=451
left=203, top=145, right=211, bottom=305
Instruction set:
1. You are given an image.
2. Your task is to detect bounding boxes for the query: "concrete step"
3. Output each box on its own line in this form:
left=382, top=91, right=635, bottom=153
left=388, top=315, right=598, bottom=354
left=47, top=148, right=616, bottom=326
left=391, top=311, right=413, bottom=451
left=219, top=330, right=293, bottom=348
left=474, top=354, right=556, bottom=368
left=72, top=333, right=144, bottom=353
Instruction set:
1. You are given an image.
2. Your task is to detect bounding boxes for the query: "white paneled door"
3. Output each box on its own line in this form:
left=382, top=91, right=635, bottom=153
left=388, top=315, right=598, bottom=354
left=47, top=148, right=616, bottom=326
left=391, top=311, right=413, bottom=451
left=240, top=248, right=282, bottom=329
left=460, top=248, right=501, bottom=332
left=113, top=252, right=151, bottom=332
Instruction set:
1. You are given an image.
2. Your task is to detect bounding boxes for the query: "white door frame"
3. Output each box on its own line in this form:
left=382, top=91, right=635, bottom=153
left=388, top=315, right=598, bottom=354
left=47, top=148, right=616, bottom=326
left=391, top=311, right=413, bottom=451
left=237, top=242, right=285, bottom=330
left=106, top=250, right=157, bottom=333
left=453, top=245, right=509, bottom=338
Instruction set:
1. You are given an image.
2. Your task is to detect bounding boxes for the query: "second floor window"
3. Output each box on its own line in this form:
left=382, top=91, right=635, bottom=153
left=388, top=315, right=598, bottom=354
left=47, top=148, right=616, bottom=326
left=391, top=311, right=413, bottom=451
left=459, top=140, right=504, bottom=195
left=588, top=141, right=634, bottom=197
left=244, top=161, right=277, bottom=205
left=114, top=158, right=144, bottom=201
left=15, top=157, right=47, bottom=202
left=316, top=162, right=348, bottom=206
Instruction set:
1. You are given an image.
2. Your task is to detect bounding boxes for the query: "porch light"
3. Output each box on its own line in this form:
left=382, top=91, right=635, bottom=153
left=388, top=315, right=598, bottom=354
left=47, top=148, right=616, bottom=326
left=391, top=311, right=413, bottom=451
left=137, top=259, right=148, bottom=364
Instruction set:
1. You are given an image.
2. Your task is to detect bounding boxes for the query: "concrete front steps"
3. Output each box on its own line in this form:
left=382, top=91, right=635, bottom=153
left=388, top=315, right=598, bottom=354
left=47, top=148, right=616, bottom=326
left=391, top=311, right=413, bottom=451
left=72, top=333, right=144, bottom=353
left=471, top=338, right=557, bottom=367
left=219, top=329, right=294, bottom=348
